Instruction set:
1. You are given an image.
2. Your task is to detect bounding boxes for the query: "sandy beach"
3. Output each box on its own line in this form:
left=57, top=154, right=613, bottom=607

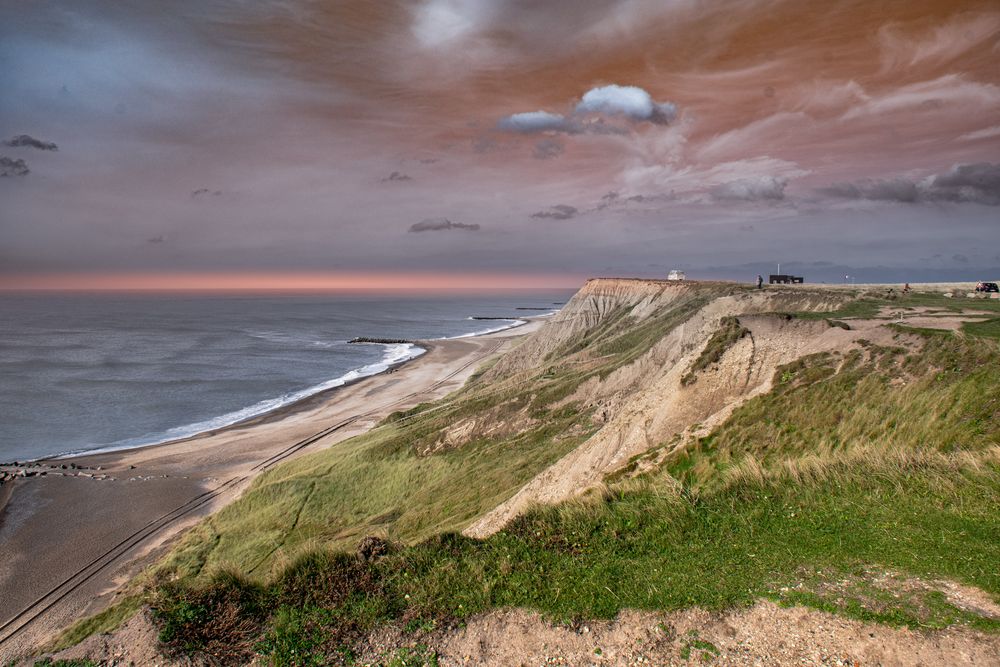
left=0, top=319, right=541, bottom=659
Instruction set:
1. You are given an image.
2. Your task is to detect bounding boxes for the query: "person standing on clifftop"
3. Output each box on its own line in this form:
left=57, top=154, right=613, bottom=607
left=756, top=275, right=764, bottom=289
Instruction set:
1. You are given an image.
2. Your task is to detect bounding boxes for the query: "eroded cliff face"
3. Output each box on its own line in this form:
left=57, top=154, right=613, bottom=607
left=465, top=279, right=880, bottom=537
left=485, top=279, right=713, bottom=377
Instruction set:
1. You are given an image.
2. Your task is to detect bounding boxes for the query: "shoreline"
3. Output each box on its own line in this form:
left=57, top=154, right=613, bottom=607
left=0, top=315, right=535, bottom=515
left=0, top=316, right=542, bottom=660
left=17, top=317, right=532, bottom=465
left=37, top=342, right=429, bottom=463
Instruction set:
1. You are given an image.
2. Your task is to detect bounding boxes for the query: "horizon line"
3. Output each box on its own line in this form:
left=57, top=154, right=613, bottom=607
left=0, top=271, right=590, bottom=292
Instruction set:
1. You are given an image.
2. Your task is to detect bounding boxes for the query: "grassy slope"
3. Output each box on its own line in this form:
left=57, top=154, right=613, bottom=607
left=669, top=333, right=999, bottom=492
left=152, top=284, right=722, bottom=585
left=61, top=288, right=1000, bottom=663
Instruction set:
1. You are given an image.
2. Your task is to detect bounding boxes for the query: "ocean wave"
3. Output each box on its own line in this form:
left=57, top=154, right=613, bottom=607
left=246, top=330, right=341, bottom=348
left=58, top=342, right=425, bottom=458
left=445, top=318, right=527, bottom=339
left=47, top=314, right=549, bottom=459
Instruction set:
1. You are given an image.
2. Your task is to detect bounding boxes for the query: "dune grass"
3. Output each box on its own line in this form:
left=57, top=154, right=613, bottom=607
left=668, top=332, right=1000, bottom=492
left=55, top=288, right=1000, bottom=663
left=44, top=596, right=143, bottom=653
left=149, top=445, right=1000, bottom=664
left=140, top=323, right=1000, bottom=664
left=791, top=290, right=1000, bottom=321
left=153, top=286, right=733, bottom=585
left=964, top=317, right=1000, bottom=340
left=158, top=412, right=596, bottom=583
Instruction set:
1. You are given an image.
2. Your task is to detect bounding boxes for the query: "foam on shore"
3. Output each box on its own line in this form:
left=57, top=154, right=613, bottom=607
left=54, top=342, right=425, bottom=459
left=48, top=313, right=549, bottom=460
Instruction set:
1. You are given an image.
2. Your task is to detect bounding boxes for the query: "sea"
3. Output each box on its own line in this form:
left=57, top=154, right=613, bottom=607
left=0, top=290, right=572, bottom=462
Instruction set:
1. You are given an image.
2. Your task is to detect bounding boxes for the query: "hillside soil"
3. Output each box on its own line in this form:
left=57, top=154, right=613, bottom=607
left=46, top=597, right=1000, bottom=667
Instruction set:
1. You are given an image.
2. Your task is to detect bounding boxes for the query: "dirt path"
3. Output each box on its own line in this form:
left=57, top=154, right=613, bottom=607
left=46, top=599, right=1000, bottom=666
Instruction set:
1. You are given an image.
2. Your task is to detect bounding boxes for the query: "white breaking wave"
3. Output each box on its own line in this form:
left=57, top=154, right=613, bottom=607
left=51, top=311, right=555, bottom=459
left=59, top=343, right=425, bottom=458
left=447, top=318, right=527, bottom=339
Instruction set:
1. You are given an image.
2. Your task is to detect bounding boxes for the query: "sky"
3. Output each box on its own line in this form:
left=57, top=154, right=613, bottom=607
left=1, top=0, right=999, bottom=289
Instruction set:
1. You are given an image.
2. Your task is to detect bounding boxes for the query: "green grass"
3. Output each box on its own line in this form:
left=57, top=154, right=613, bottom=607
left=152, top=285, right=744, bottom=586
left=59, top=287, right=1000, bottom=662
left=149, top=446, right=1000, bottom=664
left=680, top=631, right=719, bottom=661
left=792, top=291, right=1000, bottom=321
left=964, top=317, right=1000, bottom=340
left=144, top=325, right=1000, bottom=664
left=668, top=332, right=1000, bottom=492
left=158, top=416, right=594, bottom=583
left=49, top=596, right=143, bottom=652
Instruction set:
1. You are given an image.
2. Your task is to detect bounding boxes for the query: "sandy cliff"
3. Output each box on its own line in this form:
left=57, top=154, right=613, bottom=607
left=466, top=279, right=883, bottom=536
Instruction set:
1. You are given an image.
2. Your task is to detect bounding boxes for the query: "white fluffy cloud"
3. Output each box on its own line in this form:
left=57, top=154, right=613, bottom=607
left=575, top=84, right=677, bottom=124
left=498, top=84, right=676, bottom=134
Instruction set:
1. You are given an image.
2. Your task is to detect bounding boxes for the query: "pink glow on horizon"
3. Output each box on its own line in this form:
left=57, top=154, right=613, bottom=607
left=0, top=271, right=587, bottom=292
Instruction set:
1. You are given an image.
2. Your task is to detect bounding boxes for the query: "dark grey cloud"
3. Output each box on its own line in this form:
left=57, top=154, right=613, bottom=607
left=952, top=253, right=969, bottom=263
left=0, top=157, right=29, bottom=177
left=531, top=204, right=578, bottom=220
left=192, top=188, right=222, bottom=198
left=595, top=191, right=619, bottom=210
left=532, top=139, right=564, bottom=160
left=382, top=171, right=413, bottom=182
left=821, top=163, right=1000, bottom=205
left=711, top=176, right=788, bottom=202
left=408, top=218, right=480, bottom=232
left=148, top=235, right=166, bottom=244
left=3, top=135, right=58, bottom=151
left=820, top=178, right=918, bottom=203
left=929, top=163, right=1000, bottom=203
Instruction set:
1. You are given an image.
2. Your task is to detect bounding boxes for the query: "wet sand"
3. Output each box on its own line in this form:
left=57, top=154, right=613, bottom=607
left=0, top=320, right=540, bottom=660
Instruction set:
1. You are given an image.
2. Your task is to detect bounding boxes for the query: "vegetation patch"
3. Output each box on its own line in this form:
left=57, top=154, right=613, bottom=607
left=145, top=321, right=1000, bottom=663
left=63, top=288, right=1000, bottom=663
left=49, top=595, right=143, bottom=653
left=774, top=568, right=1000, bottom=631
left=145, top=446, right=1000, bottom=664
left=679, top=630, right=719, bottom=661
left=963, top=317, right=1000, bottom=340
left=681, top=316, right=750, bottom=386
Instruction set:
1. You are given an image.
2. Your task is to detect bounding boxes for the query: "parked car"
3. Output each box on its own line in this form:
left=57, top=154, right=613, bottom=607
left=975, top=281, right=999, bottom=293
